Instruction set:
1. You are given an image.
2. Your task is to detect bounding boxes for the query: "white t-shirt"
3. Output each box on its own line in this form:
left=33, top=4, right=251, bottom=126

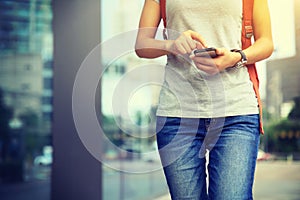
left=155, top=0, right=259, bottom=118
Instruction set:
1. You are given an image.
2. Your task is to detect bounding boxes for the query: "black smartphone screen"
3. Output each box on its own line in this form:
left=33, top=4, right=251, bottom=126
left=193, top=47, right=217, bottom=58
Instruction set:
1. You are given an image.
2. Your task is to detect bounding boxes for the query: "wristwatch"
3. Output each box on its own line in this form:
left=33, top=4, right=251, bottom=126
left=231, top=49, right=247, bottom=68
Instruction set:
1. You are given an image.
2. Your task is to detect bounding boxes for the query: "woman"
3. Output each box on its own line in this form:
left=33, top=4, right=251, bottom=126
left=135, top=0, right=273, bottom=199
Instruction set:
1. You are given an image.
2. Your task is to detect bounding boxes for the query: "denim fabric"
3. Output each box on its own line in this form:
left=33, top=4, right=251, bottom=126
left=156, top=115, right=260, bottom=200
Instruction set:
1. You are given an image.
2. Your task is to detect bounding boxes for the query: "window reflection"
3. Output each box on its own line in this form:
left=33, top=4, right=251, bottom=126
left=0, top=0, right=52, bottom=198
left=101, top=1, right=169, bottom=199
left=101, top=52, right=168, bottom=200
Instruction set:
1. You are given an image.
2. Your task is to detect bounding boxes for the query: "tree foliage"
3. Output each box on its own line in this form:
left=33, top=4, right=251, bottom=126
left=288, top=96, right=300, bottom=120
left=265, top=96, right=300, bottom=153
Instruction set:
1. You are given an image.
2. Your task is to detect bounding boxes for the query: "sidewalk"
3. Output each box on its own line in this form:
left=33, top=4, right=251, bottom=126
left=0, top=179, right=50, bottom=200
left=1, top=161, right=299, bottom=200
left=154, top=193, right=171, bottom=200
left=154, top=161, right=300, bottom=200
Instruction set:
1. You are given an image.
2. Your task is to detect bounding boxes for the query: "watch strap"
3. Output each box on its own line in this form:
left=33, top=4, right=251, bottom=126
left=231, top=49, right=247, bottom=64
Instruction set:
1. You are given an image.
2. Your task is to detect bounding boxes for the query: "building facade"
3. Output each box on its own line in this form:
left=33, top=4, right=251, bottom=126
left=266, top=0, right=300, bottom=118
left=0, top=54, right=43, bottom=116
left=0, top=0, right=53, bottom=128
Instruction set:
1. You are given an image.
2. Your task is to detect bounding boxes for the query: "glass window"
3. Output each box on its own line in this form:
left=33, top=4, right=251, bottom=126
left=101, top=1, right=168, bottom=200
left=0, top=1, right=52, bottom=199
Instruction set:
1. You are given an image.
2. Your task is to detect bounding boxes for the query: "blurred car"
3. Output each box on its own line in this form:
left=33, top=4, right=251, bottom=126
left=34, top=146, right=53, bottom=166
left=257, top=149, right=273, bottom=161
left=104, top=149, right=118, bottom=160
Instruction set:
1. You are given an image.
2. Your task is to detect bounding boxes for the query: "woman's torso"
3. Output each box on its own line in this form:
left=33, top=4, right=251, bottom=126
left=156, top=0, right=259, bottom=118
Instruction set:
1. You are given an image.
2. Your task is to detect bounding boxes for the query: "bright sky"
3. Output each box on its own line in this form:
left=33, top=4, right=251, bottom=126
left=268, top=0, right=295, bottom=59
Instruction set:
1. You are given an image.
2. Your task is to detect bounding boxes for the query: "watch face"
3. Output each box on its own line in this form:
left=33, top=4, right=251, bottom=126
left=227, top=61, right=245, bottom=72
left=236, top=61, right=245, bottom=68
left=242, top=59, right=247, bottom=64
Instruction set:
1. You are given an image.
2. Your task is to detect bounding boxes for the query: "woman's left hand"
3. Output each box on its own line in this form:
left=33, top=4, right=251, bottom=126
left=190, top=48, right=241, bottom=75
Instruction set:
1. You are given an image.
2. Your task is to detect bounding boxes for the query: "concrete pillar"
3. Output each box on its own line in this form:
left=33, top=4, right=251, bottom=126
left=52, top=1, right=102, bottom=199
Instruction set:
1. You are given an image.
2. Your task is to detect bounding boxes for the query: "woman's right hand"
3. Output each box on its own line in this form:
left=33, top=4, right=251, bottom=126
left=166, top=30, right=208, bottom=55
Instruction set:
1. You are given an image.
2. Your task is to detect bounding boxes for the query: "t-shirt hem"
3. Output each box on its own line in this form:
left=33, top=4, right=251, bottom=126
left=156, top=109, right=259, bottom=118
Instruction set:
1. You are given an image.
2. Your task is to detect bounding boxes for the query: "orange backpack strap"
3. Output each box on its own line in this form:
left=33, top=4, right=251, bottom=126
left=242, top=0, right=254, bottom=47
left=160, top=0, right=166, bottom=28
left=242, top=0, right=264, bottom=133
left=160, top=0, right=167, bottom=39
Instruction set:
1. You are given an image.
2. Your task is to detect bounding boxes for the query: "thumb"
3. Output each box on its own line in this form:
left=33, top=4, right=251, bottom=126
left=216, top=48, right=225, bottom=56
left=196, top=42, right=205, bottom=50
left=188, top=31, right=208, bottom=48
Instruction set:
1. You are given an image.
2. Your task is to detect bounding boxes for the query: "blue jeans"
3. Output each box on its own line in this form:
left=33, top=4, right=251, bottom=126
left=156, top=115, right=260, bottom=200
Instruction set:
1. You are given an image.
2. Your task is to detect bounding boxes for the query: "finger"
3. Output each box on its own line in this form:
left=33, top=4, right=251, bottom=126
left=196, top=42, right=204, bottom=50
left=192, top=56, right=215, bottom=66
left=176, top=43, right=188, bottom=54
left=180, top=39, right=193, bottom=54
left=188, top=31, right=208, bottom=48
left=176, top=36, right=196, bottom=54
left=216, top=48, right=225, bottom=56
left=196, top=64, right=219, bottom=75
left=189, top=54, right=195, bottom=59
left=186, top=38, right=198, bottom=51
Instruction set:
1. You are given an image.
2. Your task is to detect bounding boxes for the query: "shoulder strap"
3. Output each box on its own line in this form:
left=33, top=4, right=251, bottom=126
left=242, top=0, right=254, bottom=48
left=160, top=0, right=166, bottom=28
left=242, top=0, right=264, bottom=133
left=160, top=0, right=167, bottom=39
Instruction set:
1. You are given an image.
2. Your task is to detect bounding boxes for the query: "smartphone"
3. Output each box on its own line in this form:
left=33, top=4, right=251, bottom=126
left=193, top=47, right=218, bottom=58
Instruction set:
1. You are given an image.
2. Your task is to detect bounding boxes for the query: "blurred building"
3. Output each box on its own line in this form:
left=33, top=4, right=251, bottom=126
left=266, top=0, right=300, bottom=118
left=0, top=0, right=53, bottom=128
left=0, top=54, right=43, bottom=116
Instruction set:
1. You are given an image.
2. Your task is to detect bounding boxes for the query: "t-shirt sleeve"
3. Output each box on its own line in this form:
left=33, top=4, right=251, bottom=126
left=154, top=0, right=160, bottom=3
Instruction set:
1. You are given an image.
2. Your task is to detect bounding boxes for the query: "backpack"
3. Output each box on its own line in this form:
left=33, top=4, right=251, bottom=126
left=160, top=0, right=264, bottom=133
